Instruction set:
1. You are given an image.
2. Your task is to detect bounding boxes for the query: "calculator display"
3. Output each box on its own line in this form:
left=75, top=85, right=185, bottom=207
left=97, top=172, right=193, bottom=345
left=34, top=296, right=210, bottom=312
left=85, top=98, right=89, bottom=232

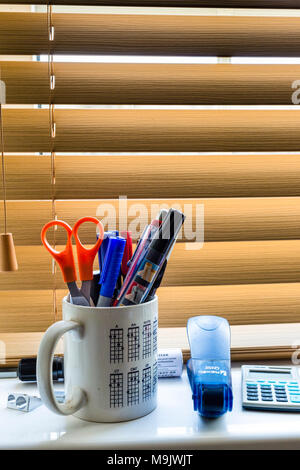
left=249, top=369, right=292, bottom=381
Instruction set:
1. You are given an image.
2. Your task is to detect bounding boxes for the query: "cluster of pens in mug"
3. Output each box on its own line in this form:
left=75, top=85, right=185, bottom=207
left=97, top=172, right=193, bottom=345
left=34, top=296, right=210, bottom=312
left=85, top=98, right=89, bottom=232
left=41, top=208, right=185, bottom=307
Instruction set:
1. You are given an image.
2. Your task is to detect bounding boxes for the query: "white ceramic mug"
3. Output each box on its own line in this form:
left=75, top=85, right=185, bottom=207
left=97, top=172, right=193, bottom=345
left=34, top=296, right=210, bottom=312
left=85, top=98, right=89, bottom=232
left=37, top=296, right=158, bottom=422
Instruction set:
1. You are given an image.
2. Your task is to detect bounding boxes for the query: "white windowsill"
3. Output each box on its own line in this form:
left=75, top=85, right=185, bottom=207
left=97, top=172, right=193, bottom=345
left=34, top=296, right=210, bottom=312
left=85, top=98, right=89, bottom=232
left=0, top=363, right=300, bottom=450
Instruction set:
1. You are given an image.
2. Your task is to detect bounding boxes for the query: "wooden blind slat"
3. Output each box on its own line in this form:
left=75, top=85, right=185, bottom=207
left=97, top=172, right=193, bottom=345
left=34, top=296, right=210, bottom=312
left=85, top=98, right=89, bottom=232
left=1, top=197, right=299, bottom=246
left=1, top=1, right=299, bottom=7
left=52, top=240, right=300, bottom=289
left=2, top=109, right=49, bottom=152
left=55, top=154, right=300, bottom=199
left=0, top=246, right=52, bottom=290
left=55, top=197, right=300, bottom=244
left=157, top=284, right=300, bottom=327
left=3, top=62, right=300, bottom=105
left=0, top=332, right=63, bottom=367
left=56, top=283, right=300, bottom=327
left=0, top=290, right=54, bottom=333
left=0, top=155, right=52, bottom=201
left=1, top=196, right=299, bottom=245
left=4, top=280, right=299, bottom=348
left=3, top=109, right=300, bottom=152
left=1, top=62, right=49, bottom=105
left=159, top=323, right=300, bottom=363
left=2, top=13, right=300, bottom=56
left=2, top=154, right=300, bottom=200
left=0, top=201, right=53, bottom=245
left=162, top=240, right=300, bottom=287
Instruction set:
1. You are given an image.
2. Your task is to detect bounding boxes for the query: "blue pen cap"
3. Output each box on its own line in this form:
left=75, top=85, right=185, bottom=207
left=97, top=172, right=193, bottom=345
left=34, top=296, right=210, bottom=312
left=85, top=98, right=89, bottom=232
left=100, top=236, right=125, bottom=299
left=97, top=231, right=119, bottom=273
left=187, top=316, right=233, bottom=418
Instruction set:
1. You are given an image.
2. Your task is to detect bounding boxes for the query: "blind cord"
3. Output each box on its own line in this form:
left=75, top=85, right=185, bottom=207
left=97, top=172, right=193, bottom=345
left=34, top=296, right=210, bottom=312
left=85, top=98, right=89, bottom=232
left=47, top=2, right=57, bottom=321
left=47, top=4, right=55, bottom=221
left=0, top=98, right=7, bottom=234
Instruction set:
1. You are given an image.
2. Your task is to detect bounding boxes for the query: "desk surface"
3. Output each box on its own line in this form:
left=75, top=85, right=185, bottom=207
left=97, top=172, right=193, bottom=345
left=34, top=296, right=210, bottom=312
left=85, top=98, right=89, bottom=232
left=1, top=364, right=300, bottom=450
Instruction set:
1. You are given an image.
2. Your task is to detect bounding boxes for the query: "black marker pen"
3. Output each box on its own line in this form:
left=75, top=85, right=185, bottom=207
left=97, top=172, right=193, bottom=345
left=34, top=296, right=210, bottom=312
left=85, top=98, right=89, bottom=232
left=120, top=209, right=185, bottom=306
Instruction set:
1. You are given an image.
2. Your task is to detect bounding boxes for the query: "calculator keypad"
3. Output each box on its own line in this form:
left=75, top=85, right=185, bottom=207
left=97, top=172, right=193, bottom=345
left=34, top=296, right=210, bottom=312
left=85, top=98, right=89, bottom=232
left=274, top=385, right=287, bottom=402
left=246, top=383, right=258, bottom=401
left=260, top=384, right=273, bottom=401
left=245, top=381, right=300, bottom=405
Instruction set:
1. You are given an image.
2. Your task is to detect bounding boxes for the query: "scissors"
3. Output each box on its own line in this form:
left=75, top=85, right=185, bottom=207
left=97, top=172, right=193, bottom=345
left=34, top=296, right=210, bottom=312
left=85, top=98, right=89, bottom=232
left=41, top=217, right=104, bottom=306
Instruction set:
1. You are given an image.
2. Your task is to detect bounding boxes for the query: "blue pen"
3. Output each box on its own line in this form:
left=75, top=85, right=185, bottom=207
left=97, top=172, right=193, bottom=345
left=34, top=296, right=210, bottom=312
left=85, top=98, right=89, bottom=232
left=97, top=236, right=126, bottom=307
left=97, top=230, right=119, bottom=273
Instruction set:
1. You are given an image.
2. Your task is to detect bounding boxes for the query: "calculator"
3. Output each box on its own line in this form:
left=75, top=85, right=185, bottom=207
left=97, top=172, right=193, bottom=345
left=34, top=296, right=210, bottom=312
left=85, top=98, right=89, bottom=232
left=242, top=365, right=300, bottom=411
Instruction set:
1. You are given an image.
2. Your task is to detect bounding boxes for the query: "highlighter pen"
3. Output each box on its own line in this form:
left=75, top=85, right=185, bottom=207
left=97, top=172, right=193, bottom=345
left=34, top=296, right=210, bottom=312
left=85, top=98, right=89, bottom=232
left=119, top=209, right=185, bottom=306
left=128, top=223, right=149, bottom=268
left=97, top=236, right=125, bottom=307
left=113, top=219, right=160, bottom=306
left=120, top=231, right=133, bottom=277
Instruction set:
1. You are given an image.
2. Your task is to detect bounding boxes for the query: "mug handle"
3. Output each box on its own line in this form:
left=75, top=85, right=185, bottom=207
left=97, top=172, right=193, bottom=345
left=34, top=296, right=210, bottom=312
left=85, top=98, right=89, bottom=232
left=37, top=320, right=87, bottom=416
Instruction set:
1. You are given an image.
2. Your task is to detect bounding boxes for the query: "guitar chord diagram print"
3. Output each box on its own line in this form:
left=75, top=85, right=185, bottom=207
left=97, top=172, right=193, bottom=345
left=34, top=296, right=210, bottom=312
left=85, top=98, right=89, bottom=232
left=109, top=373, right=124, bottom=408
left=142, top=323, right=152, bottom=359
left=109, top=328, right=124, bottom=363
left=142, top=366, right=152, bottom=402
left=127, top=326, right=140, bottom=362
left=127, top=370, right=140, bottom=406
left=152, top=319, right=158, bottom=354
left=152, top=362, right=158, bottom=395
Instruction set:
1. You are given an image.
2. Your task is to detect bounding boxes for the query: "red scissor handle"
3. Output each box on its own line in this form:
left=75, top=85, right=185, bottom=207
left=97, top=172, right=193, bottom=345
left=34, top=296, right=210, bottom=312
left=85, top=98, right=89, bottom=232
left=41, top=220, right=77, bottom=283
left=72, top=217, right=104, bottom=281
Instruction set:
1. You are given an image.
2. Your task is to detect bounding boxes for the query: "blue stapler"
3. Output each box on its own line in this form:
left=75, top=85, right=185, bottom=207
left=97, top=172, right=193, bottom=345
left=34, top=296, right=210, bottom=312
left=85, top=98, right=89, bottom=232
left=187, top=316, right=233, bottom=418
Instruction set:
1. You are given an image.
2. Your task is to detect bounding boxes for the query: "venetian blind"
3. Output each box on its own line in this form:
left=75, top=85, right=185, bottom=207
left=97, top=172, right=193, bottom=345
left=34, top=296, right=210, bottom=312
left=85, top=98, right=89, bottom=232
left=0, top=2, right=300, bottom=367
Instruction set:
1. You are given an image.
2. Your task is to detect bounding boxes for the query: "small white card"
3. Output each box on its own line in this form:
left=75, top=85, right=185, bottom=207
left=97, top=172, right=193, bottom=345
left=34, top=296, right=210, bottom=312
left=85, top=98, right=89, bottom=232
left=158, top=348, right=183, bottom=378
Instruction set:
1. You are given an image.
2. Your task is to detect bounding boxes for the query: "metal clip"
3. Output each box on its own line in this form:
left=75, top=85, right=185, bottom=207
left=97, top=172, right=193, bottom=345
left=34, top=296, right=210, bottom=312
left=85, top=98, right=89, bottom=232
left=50, top=105, right=56, bottom=138
left=49, top=25, right=55, bottom=42
left=51, top=121, right=56, bottom=139
left=50, top=74, right=55, bottom=91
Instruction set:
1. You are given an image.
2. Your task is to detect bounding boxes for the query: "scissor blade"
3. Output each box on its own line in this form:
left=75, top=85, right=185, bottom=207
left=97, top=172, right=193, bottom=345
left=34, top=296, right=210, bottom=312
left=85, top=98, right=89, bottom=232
left=80, top=280, right=91, bottom=304
left=67, top=281, right=90, bottom=307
